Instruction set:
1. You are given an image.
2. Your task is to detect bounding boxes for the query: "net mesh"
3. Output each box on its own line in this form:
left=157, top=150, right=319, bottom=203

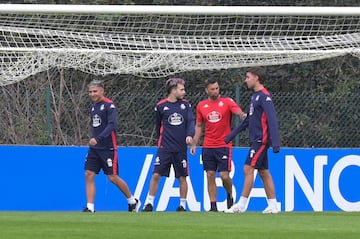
left=1, top=11, right=360, bottom=85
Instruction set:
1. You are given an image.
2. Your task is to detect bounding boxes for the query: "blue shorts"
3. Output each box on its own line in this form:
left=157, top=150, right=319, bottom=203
left=153, top=150, right=188, bottom=178
left=245, top=143, right=269, bottom=169
left=202, top=147, right=232, bottom=172
left=85, top=147, right=118, bottom=175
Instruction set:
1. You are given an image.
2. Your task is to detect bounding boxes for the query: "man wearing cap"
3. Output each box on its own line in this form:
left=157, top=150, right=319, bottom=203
left=83, top=80, right=140, bottom=213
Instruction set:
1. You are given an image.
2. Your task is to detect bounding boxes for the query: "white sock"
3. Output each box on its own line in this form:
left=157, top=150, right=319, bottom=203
left=87, top=203, right=95, bottom=212
left=180, top=198, right=186, bottom=208
left=146, top=195, right=155, bottom=206
left=127, top=196, right=136, bottom=204
left=268, top=198, right=277, bottom=208
left=239, top=196, right=248, bottom=209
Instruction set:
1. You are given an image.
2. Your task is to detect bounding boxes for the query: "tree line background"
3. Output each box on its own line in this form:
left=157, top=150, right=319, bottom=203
left=0, top=0, right=359, bottom=148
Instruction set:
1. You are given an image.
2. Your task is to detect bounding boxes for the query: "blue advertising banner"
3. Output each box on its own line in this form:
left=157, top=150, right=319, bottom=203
left=0, top=145, right=359, bottom=212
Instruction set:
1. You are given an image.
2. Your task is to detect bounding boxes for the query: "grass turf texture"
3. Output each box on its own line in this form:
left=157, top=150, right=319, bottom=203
left=0, top=212, right=358, bottom=239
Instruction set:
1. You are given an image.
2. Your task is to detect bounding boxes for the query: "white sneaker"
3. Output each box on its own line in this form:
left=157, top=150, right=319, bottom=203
left=224, top=203, right=245, bottom=213
left=129, top=199, right=141, bottom=212
left=262, top=205, right=279, bottom=214
left=135, top=199, right=142, bottom=212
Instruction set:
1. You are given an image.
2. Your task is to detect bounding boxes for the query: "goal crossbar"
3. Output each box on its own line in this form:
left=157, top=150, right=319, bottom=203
left=1, top=4, right=360, bottom=16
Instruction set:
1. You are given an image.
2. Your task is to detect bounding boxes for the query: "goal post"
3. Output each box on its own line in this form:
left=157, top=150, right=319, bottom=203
left=0, top=4, right=360, bottom=85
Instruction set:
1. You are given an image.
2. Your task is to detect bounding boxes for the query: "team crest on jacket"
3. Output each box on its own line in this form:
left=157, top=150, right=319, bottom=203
left=92, top=114, right=101, bottom=127
left=168, top=113, right=184, bottom=125
left=207, top=111, right=221, bottom=123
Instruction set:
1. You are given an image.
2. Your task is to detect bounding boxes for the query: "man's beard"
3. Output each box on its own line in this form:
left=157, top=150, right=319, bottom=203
left=209, top=94, right=219, bottom=101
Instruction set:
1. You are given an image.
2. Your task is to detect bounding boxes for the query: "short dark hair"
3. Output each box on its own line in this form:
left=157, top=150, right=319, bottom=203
left=88, top=80, right=104, bottom=88
left=247, top=67, right=266, bottom=84
left=204, top=78, right=218, bottom=88
left=166, top=78, right=185, bottom=94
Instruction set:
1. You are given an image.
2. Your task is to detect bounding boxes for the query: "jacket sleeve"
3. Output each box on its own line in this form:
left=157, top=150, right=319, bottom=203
left=155, top=105, right=162, bottom=140
left=186, top=103, right=195, bottom=137
left=261, top=95, right=280, bottom=153
left=224, top=116, right=249, bottom=144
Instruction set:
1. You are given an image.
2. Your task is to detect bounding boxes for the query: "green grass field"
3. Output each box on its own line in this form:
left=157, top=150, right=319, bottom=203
left=0, top=211, right=358, bottom=239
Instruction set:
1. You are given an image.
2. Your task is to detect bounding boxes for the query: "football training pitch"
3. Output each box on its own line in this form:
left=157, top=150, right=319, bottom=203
left=0, top=211, right=358, bottom=239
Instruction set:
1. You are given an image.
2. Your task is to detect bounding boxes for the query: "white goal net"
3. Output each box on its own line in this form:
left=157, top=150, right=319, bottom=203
left=1, top=4, right=360, bottom=85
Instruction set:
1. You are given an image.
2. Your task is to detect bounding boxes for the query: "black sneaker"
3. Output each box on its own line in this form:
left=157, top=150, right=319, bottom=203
left=82, top=207, right=95, bottom=213
left=128, top=198, right=141, bottom=212
left=142, top=203, right=153, bottom=212
left=176, top=206, right=186, bottom=212
left=227, top=196, right=234, bottom=209
left=209, top=208, right=218, bottom=212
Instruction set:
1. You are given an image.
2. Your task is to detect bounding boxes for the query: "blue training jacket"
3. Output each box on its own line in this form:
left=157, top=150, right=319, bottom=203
left=90, top=97, right=117, bottom=150
left=155, top=98, right=195, bottom=152
left=225, top=88, right=280, bottom=153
